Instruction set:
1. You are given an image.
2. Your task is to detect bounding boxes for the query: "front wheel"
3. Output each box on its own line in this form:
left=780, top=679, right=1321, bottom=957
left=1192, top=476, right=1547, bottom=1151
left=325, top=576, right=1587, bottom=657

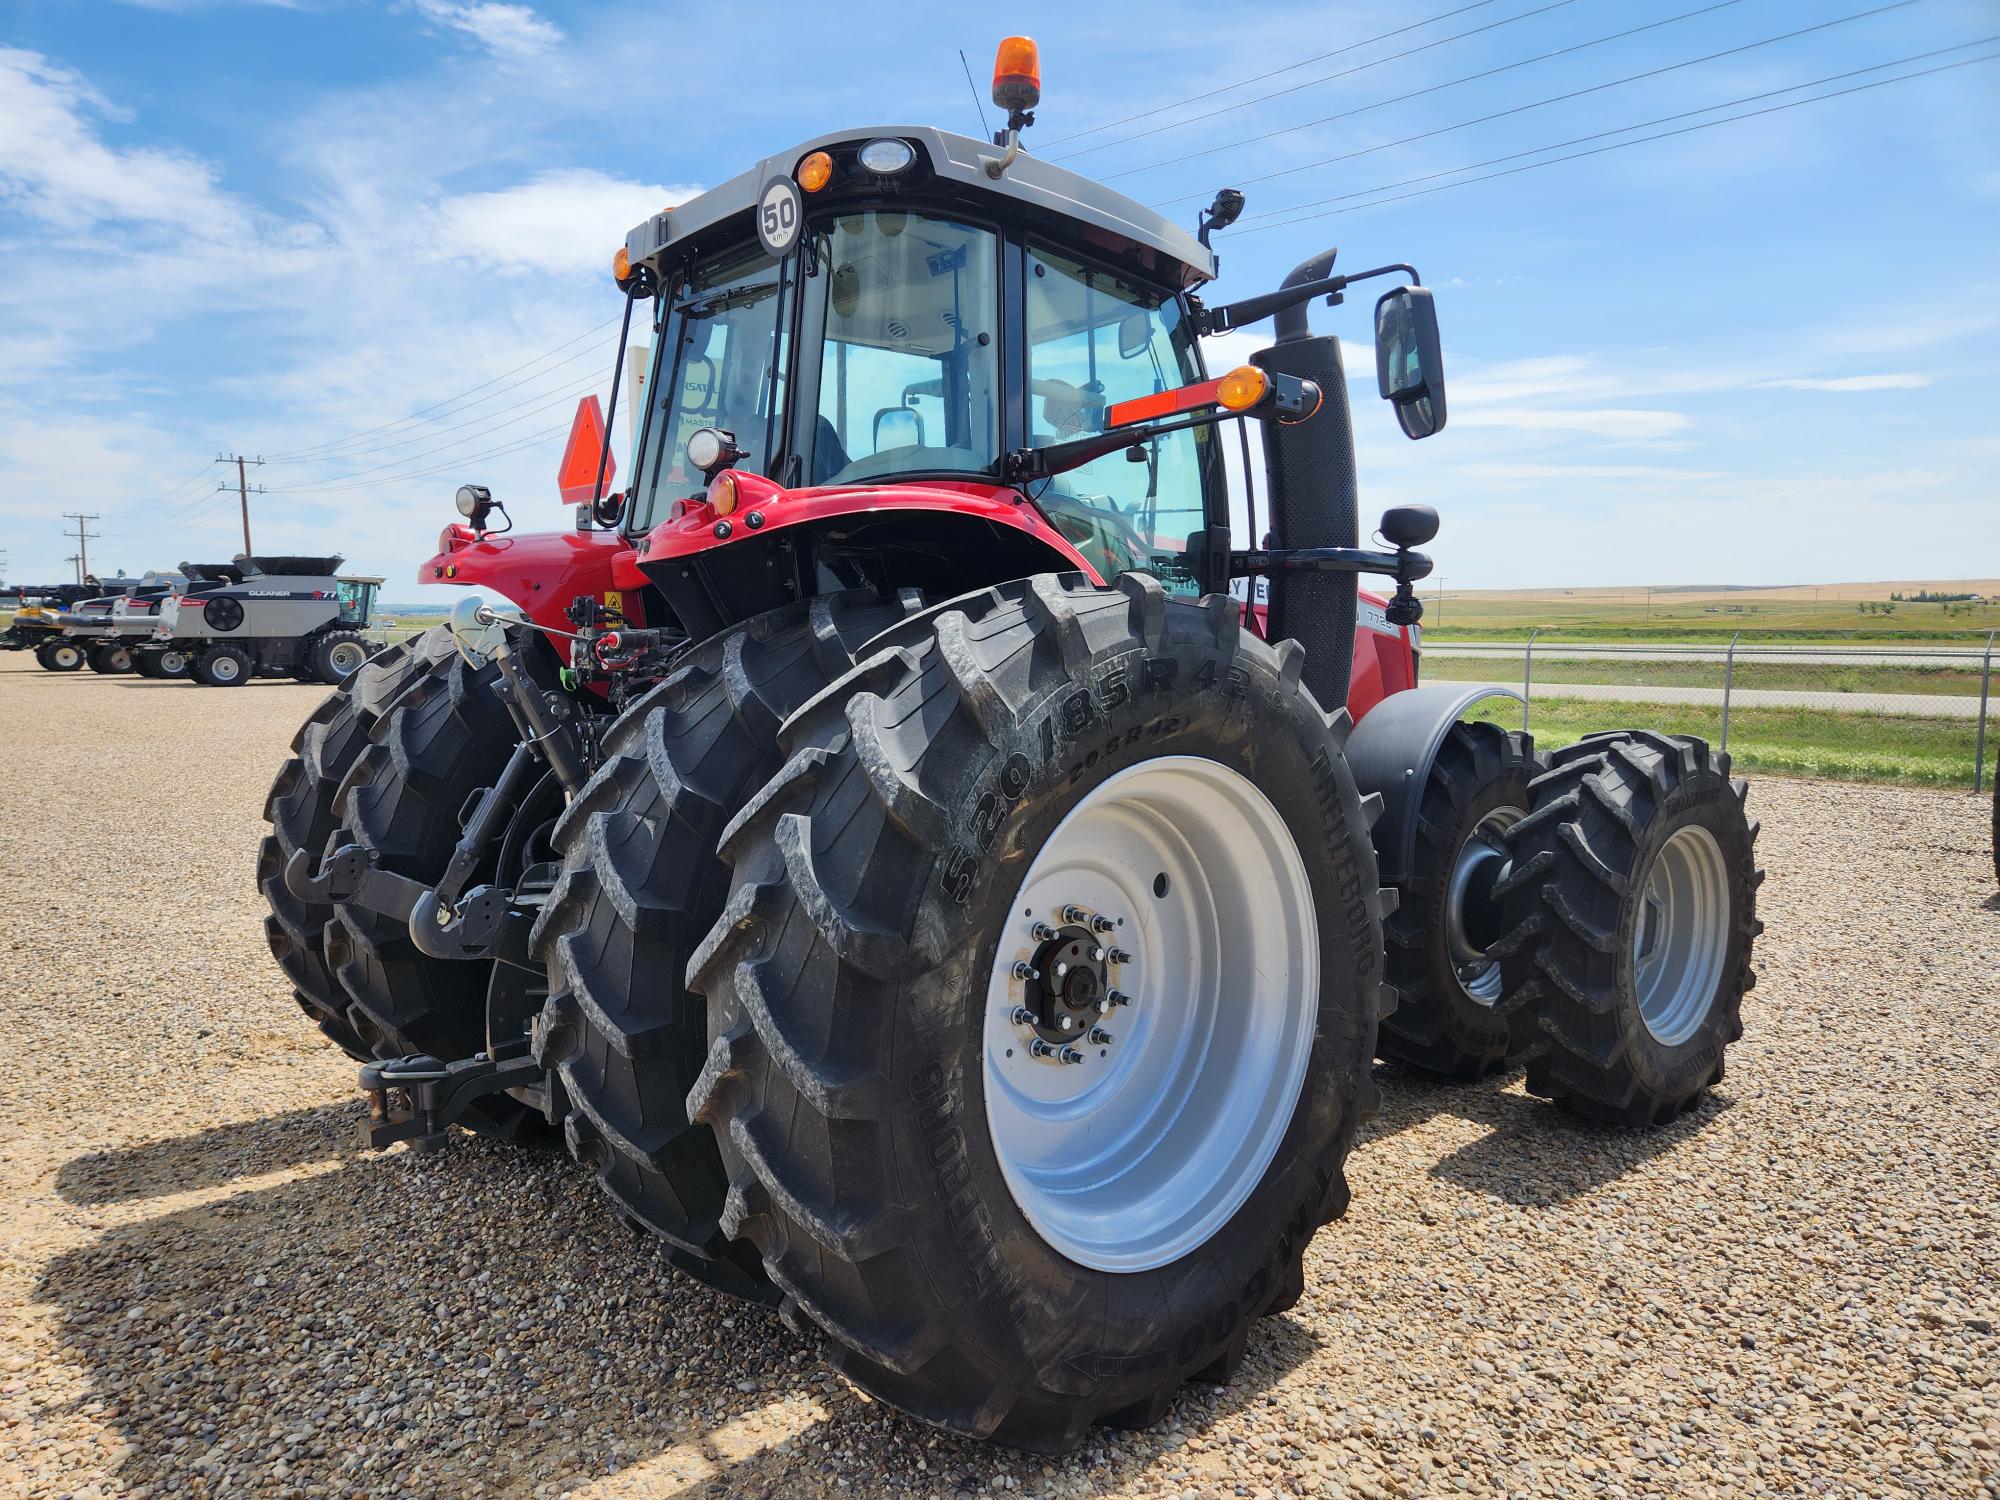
left=1494, top=731, right=1761, bottom=1124
left=88, top=644, right=135, bottom=674
left=687, top=574, right=1392, bottom=1450
left=310, top=629, right=372, bottom=684
left=194, top=645, right=253, bottom=686
left=37, top=640, right=85, bottom=672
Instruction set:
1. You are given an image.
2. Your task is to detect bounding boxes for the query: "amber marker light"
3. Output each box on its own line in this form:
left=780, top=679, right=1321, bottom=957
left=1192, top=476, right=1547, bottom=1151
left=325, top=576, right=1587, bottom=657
left=797, top=151, right=834, bottom=192
left=708, top=470, right=740, bottom=516
left=613, top=246, right=632, bottom=282
left=992, top=36, right=1041, bottom=114
left=1217, top=365, right=1271, bottom=412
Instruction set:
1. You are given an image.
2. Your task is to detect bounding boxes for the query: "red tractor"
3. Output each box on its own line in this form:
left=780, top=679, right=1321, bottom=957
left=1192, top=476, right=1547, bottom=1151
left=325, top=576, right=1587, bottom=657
left=264, top=40, right=1760, bottom=1452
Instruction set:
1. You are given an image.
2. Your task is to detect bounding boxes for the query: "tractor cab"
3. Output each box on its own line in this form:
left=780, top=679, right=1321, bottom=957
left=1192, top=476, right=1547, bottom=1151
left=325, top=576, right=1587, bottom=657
left=336, top=577, right=382, bottom=626
left=607, top=123, right=1232, bottom=633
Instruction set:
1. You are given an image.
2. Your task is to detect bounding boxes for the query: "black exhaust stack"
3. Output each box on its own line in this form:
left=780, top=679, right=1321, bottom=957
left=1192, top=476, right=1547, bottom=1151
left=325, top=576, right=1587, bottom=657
left=1252, top=250, right=1358, bottom=714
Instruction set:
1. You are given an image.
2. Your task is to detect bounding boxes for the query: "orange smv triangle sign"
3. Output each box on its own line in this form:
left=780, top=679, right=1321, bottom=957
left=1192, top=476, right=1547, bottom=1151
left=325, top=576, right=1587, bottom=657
left=557, top=395, right=615, bottom=504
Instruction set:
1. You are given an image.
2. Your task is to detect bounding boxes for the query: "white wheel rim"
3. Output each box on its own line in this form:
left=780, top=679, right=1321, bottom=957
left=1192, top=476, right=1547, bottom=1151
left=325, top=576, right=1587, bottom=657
left=55, top=646, right=80, bottom=667
left=211, top=655, right=240, bottom=682
left=160, top=652, right=186, bottom=673
left=327, top=641, right=365, bottom=677
left=982, top=755, right=1319, bottom=1273
left=1634, top=824, right=1730, bottom=1046
left=1445, top=806, right=1523, bottom=1006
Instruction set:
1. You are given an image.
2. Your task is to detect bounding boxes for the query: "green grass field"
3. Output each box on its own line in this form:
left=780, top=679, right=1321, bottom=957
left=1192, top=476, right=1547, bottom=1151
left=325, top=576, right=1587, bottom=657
left=1465, top=696, right=1996, bottom=789
left=1423, top=587, right=2000, bottom=645
left=1423, top=654, right=1990, bottom=697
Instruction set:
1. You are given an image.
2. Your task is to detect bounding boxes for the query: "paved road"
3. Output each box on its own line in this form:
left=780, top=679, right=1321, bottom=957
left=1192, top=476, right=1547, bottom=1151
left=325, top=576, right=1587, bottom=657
left=1428, top=643, right=1991, bottom=667
left=1444, top=676, right=1984, bottom=718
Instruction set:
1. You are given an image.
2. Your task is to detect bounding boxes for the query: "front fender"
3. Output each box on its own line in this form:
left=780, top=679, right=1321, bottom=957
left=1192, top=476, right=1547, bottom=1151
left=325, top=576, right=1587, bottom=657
left=1347, top=684, right=1526, bottom=884
left=421, top=527, right=647, bottom=637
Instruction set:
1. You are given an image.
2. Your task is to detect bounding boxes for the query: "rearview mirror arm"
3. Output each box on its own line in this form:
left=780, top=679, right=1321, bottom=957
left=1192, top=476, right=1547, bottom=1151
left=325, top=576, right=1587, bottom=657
left=1199, top=263, right=1420, bottom=337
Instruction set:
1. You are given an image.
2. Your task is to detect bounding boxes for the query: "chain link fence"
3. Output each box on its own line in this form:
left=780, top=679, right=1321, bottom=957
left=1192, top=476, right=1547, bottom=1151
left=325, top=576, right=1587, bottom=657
left=1431, top=630, right=1998, bottom=791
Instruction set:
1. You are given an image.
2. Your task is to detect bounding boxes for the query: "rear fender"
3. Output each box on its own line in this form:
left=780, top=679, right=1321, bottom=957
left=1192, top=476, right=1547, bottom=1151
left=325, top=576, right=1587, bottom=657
left=1346, top=683, right=1525, bottom=884
left=421, top=528, right=647, bottom=637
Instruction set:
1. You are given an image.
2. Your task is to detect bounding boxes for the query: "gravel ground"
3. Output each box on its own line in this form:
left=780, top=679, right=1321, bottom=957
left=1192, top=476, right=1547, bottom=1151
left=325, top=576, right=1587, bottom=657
left=1, top=652, right=1996, bottom=1499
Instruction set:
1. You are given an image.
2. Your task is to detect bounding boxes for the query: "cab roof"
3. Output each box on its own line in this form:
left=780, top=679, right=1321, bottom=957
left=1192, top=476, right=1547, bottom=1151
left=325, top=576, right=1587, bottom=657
left=625, top=126, right=1216, bottom=291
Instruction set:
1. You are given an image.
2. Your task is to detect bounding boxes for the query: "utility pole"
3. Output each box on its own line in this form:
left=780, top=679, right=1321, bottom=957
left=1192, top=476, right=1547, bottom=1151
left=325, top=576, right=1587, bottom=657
left=64, top=553, right=83, bottom=584
left=1433, top=577, right=1444, bottom=626
left=215, top=453, right=265, bottom=556
left=61, top=512, right=100, bottom=581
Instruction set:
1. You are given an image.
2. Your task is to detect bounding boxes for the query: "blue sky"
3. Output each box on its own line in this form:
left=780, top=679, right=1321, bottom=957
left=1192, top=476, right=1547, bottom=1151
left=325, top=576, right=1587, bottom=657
left=2, top=0, right=1995, bottom=593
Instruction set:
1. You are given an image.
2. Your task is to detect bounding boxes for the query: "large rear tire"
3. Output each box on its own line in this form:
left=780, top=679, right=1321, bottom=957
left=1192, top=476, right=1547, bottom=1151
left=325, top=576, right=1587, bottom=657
left=1493, top=731, right=1761, bottom=1124
left=687, top=574, right=1391, bottom=1451
left=194, top=645, right=252, bottom=686
left=310, top=628, right=373, bottom=684
left=326, top=634, right=550, bottom=1142
left=1376, top=719, right=1537, bottom=1079
left=259, top=629, right=454, bottom=1060
left=532, top=592, right=908, bottom=1304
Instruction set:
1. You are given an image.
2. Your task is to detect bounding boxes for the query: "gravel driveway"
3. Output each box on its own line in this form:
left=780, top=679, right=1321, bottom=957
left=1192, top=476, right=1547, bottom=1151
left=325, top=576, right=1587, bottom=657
left=1, top=654, right=1995, bottom=1498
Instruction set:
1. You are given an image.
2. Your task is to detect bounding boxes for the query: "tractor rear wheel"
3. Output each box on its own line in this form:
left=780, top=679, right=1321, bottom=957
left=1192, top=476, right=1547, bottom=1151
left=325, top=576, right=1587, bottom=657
left=1493, top=731, right=1760, bottom=1124
left=1376, top=720, right=1537, bottom=1079
left=687, top=574, right=1390, bottom=1450
left=259, top=628, right=455, bottom=1059
left=37, top=640, right=85, bottom=672
left=532, top=591, right=909, bottom=1303
left=87, top=643, right=135, bottom=674
left=326, top=633, right=551, bottom=1142
left=194, top=644, right=253, bottom=686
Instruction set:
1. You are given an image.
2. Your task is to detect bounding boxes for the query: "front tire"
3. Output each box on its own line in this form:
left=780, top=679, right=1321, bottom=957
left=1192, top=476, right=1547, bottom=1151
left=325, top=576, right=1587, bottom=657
left=88, top=643, right=135, bottom=674
left=194, top=644, right=253, bottom=686
left=1494, top=731, right=1761, bottom=1124
left=310, top=629, right=372, bottom=684
left=1376, top=720, right=1537, bottom=1079
left=37, top=640, right=85, bottom=672
left=687, top=574, right=1392, bottom=1450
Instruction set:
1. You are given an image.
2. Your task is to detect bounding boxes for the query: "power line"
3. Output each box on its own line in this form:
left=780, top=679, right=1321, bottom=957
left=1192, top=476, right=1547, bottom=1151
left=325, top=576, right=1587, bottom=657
left=266, top=366, right=606, bottom=468
left=262, top=314, right=621, bottom=461
left=1092, top=0, right=1809, bottom=184
left=264, top=381, right=607, bottom=490
left=214, top=455, right=264, bottom=554
left=958, top=48, right=994, bottom=139
left=1054, top=0, right=1597, bottom=164
left=1038, top=0, right=1509, bottom=148
left=1209, top=10, right=1968, bottom=220
left=1229, top=48, right=1999, bottom=235
left=271, top=419, right=577, bottom=497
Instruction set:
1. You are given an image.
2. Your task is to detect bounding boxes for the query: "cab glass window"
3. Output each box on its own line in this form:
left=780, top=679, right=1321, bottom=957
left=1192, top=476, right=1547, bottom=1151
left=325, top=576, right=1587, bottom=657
left=633, top=245, right=787, bottom=529
left=806, top=212, right=1000, bottom=486
left=1025, top=246, right=1210, bottom=593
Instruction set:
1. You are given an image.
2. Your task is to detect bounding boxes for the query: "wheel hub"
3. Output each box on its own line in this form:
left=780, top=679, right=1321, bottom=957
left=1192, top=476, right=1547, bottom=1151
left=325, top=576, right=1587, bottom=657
left=1444, top=806, right=1523, bottom=1006
left=1012, top=922, right=1129, bottom=1059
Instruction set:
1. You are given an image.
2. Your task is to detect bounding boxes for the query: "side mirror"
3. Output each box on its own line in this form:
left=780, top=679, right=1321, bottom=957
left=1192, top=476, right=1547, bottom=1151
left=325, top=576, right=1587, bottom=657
left=1117, top=311, right=1152, bottom=360
left=873, top=406, right=925, bottom=453
left=448, top=594, right=528, bottom=667
left=1374, top=285, right=1446, bottom=440
left=1380, top=504, right=1439, bottom=549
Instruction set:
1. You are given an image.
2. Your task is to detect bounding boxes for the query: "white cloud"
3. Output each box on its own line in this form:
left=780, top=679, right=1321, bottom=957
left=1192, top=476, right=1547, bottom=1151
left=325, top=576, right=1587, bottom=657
left=0, top=48, right=245, bottom=236
left=1449, top=405, right=1691, bottom=443
left=411, top=0, right=561, bottom=58
left=432, top=169, right=699, bottom=275
left=1750, top=373, right=1933, bottom=393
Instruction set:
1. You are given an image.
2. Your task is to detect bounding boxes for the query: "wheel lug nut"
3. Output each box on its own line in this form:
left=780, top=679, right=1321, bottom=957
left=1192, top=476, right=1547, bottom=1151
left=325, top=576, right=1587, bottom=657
left=1090, top=915, right=1115, bottom=934
left=1053, top=961, right=1069, bottom=978
left=1096, top=999, right=1110, bottom=1014
left=1108, top=989, right=1132, bottom=1007
left=1089, top=1027, right=1114, bottom=1046
left=1059, top=1045, right=1084, bottom=1065
left=1108, top=948, right=1133, bottom=966
left=1031, top=921, right=1060, bottom=942
left=1060, top=904, right=1090, bottom=925
left=1030, top=1039, right=1085, bottom=1065
left=1056, top=1014, right=1074, bottom=1031
left=1010, top=1006, right=1038, bottom=1027
left=1089, top=946, right=1105, bottom=962
left=1012, top=961, right=1038, bottom=981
